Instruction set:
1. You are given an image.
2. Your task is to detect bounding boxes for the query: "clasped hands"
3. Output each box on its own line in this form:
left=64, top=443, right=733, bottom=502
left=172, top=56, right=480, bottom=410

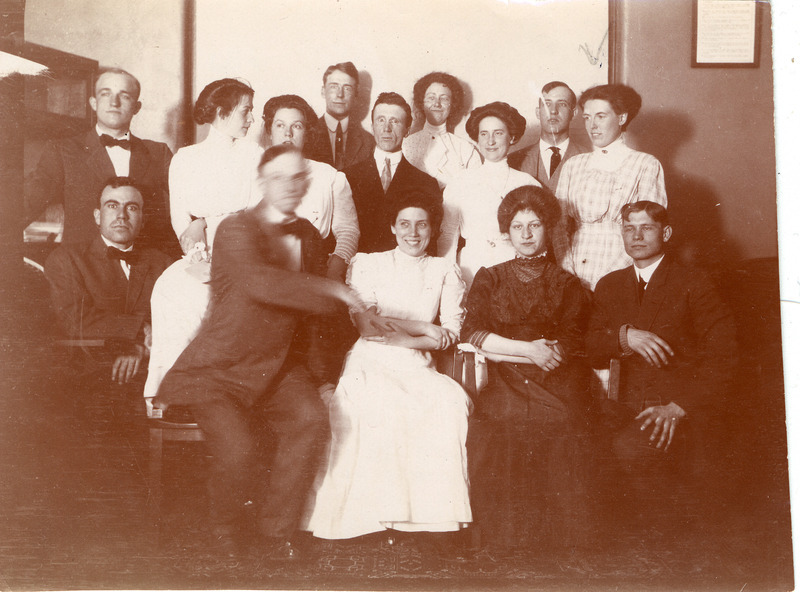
left=353, top=308, right=456, bottom=350
left=478, top=338, right=564, bottom=372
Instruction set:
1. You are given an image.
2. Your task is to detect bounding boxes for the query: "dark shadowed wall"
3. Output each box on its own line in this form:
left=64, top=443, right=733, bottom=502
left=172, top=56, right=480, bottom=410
left=612, top=0, right=776, bottom=265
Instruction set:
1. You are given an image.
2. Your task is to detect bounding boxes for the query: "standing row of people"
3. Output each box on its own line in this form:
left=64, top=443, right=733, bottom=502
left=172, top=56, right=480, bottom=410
left=36, top=61, right=733, bottom=564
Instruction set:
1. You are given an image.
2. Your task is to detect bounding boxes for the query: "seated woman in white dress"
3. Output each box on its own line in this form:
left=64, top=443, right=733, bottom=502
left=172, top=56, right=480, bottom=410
left=305, top=189, right=472, bottom=552
left=402, top=71, right=480, bottom=189
left=262, top=94, right=359, bottom=281
left=438, top=101, right=540, bottom=289
left=144, top=79, right=263, bottom=406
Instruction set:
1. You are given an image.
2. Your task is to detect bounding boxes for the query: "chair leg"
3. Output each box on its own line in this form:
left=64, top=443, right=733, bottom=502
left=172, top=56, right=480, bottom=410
left=147, top=427, right=164, bottom=546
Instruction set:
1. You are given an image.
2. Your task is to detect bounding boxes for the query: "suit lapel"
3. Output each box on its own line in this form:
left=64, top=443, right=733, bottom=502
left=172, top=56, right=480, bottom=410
left=128, top=134, right=151, bottom=181
left=636, top=257, right=670, bottom=330
left=85, top=131, right=116, bottom=184
left=346, top=126, right=364, bottom=168
left=126, top=253, right=148, bottom=313
left=90, top=235, right=130, bottom=303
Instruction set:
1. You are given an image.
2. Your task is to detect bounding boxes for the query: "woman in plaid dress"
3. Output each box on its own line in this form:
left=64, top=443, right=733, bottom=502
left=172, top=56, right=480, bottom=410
left=554, top=84, right=667, bottom=290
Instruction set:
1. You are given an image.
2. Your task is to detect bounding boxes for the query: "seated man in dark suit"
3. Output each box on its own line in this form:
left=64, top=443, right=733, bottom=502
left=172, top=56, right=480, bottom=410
left=45, top=177, right=173, bottom=387
left=587, top=201, right=736, bottom=531
left=345, top=92, right=441, bottom=254
left=508, top=81, right=590, bottom=192
left=27, top=68, right=177, bottom=255
left=153, top=145, right=367, bottom=561
left=306, top=61, right=375, bottom=170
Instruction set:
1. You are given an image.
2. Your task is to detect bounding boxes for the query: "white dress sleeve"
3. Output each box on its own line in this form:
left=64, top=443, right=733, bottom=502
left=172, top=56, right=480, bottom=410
left=438, top=260, right=466, bottom=336
left=330, top=172, right=359, bottom=262
left=438, top=179, right=463, bottom=262
left=346, top=253, right=379, bottom=311
left=168, top=149, right=194, bottom=240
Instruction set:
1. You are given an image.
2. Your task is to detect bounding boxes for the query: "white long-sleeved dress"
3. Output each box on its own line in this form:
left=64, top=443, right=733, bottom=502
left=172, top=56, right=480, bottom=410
left=304, top=248, right=472, bottom=539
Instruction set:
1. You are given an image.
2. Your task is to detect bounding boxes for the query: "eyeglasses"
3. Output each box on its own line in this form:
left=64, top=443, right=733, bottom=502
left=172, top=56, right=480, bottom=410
left=424, top=94, right=452, bottom=106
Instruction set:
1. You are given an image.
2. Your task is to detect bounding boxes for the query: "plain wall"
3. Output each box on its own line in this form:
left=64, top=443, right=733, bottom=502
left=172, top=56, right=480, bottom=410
left=24, top=0, right=185, bottom=151
left=614, top=0, right=777, bottom=263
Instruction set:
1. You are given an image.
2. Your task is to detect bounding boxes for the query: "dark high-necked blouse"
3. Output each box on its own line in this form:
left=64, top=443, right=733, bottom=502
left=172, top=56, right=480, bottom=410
left=462, top=256, right=592, bottom=421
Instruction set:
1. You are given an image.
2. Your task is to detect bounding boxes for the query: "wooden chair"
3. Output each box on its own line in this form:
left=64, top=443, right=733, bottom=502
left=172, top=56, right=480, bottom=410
left=145, top=405, right=205, bottom=542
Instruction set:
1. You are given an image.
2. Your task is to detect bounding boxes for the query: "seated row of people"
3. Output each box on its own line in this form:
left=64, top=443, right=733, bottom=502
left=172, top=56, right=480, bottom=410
left=43, top=152, right=736, bottom=562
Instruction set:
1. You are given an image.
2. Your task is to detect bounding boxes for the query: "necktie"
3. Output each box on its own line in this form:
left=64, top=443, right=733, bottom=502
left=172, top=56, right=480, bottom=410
left=100, top=134, right=131, bottom=149
left=380, top=157, right=392, bottom=193
left=637, top=276, right=647, bottom=304
left=107, top=246, right=138, bottom=264
left=277, top=217, right=304, bottom=236
left=334, top=123, right=344, bottom=170
left=549, top=146, right=561, bottom=177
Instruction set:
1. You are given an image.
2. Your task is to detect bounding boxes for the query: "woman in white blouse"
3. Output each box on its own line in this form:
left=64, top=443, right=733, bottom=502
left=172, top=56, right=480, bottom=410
left=402, top=72, right=480, bottom=189
left=438, top=101, right=540, bottom=289
left=144, top=78, right=263, bottom=407
left=262, top=94, right=359, bottom=281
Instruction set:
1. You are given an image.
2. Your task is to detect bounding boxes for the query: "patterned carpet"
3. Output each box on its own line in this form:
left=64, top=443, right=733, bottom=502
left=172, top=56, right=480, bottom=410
left=0, top=265, right=793, bottom=591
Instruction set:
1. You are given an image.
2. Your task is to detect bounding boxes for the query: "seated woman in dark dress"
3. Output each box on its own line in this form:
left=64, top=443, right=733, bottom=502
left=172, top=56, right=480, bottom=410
left=462, top=184, right=592, bottom=558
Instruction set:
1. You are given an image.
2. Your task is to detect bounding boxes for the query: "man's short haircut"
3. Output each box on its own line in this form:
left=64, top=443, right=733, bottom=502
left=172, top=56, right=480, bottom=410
left=578, top=84, right=642, bottom=130
left=388, top=188, right=443, bottom=243
left=411, top=71, right=466, bottom=127
left=323, top=61, right=360, bottom=88
left=497, top=185, right=561, bottom=235
left=621, top=200, right=669, bottom=226
left=541, top=80, right=577, bottom=109
left=258, top=143, right=301, bottom=170
left=193, top=78, right=254, bottom=125
left=94, top=68, right=141, bottom=100
left=98, top=176, right=143, bottom=206
left=371, top=92, right=412, bottom=127
left=262, top=94, right=319, bottom=153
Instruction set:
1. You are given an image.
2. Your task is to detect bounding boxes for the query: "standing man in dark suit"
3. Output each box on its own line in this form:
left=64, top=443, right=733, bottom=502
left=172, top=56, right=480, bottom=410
left=45, top=177, right=173, bottom=386
left=345, top=92, right=441, bottom=254
left=509, top=81, right=590, bottom=192
left=26, top=68, right=176, bottom=254
left=587, top=201, right=736, bottom=530
left=154, top=145, right=367, bottom=561
left=306, top=61, right=375, bottom=170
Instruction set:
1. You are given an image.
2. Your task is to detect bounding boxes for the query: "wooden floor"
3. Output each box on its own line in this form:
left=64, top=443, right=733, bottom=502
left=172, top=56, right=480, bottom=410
left=0, top=264, right=793, bottom=591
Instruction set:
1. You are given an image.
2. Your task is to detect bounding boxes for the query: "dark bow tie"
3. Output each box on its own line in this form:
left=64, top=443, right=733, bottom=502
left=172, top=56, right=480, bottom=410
left=107, top=246, right=138, bottom=264
left=99, top=134, right=131, bottom=149
left=277, top=218, right=304, bottom=236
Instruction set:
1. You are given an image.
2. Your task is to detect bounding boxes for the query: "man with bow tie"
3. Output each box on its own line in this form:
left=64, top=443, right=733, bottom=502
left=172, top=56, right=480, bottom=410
left=154, top=145, right=369, bottom=561
left=44, top=177, right=173, bottom=385
left=26, top=68, right=177, bottom=255
left=587, top=201, right=736, bottom=534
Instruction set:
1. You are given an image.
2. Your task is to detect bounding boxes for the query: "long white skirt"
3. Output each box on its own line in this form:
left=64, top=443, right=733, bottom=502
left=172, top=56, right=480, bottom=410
left=304, top=339, right=472, bottom=540
left=143, top=258, right=211, bottom=398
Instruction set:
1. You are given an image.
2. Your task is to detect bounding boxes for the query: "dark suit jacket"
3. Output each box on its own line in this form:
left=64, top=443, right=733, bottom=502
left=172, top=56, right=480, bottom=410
left=344, top=155, right=441, bottom=254
left=44, top=234, right=173, bottom=344
left=26, top=130, right=177, bottom=254
left=587, top=255, right=737, bottom=415
left=508, top=138, right=590, bottom=192
left=155, top=211, right=344, bottom=408
left=306, top=116, right=375, bottom=170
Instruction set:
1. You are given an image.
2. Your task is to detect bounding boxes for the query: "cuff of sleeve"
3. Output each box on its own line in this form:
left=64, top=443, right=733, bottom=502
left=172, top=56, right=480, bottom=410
left=619, top=324, right=635, bottom=357
left=467, top=330, right=490, bottom=350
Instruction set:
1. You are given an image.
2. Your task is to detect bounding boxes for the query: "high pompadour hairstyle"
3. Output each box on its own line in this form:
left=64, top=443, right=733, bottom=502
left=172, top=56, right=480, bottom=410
left=193, top=78, right=254, bottom=125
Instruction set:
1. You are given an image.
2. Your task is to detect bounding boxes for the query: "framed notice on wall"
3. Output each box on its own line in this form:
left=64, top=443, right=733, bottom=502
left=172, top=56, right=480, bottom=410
left=692, top=0, right=760, bottom=67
